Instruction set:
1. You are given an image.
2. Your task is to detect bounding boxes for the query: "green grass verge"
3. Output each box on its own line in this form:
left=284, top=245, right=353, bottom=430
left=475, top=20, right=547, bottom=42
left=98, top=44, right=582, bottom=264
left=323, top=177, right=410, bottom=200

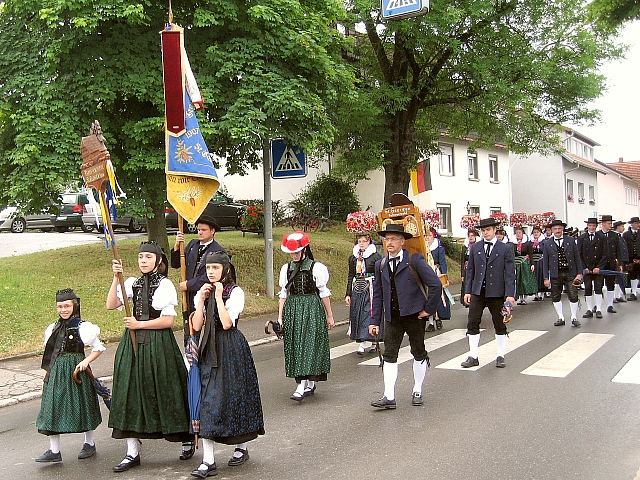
left=0, top=227, right=459, bottom=357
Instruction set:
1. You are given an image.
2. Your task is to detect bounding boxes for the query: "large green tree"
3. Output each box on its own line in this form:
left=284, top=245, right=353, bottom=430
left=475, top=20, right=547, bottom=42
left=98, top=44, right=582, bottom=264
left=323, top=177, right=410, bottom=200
left=334, top=0, right=621, bottom=202
left=589, top=0, right=640, bottom=27
left=0, top=0, right=352, bottom=246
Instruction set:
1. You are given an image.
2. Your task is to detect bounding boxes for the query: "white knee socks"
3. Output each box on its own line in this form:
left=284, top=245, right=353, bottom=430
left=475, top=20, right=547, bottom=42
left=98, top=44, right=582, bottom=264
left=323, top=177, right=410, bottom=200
left=412, top=360, right=427, bottom=394
left=595, top=294, right=603, bottom=311
left=126, top=438, right=139, bottom=459
left=49, top=434, right=60, bottom=454
left=632, top=279, right=639, bottom=295
left=553, top=301, right=564, bottom=320
left=383, top=361, right=398, bottom=400
left=468, top=334, right=480, bottom=359
left=202, top=438, right=215, bottom=465
left=84, top=430, right=95, bottom=447
left=496, top=334, right=507, bottom=358
left=233, top=443, right=247, bottom=458
left=570, top=301, right=578, bottom=320
left=294, top=381, right=306, bottom=396
left=606, top=290, right=615, bottom=307
left=585, top=295, right=594, bottom=311
left=615, top=284, right=623, bottom=298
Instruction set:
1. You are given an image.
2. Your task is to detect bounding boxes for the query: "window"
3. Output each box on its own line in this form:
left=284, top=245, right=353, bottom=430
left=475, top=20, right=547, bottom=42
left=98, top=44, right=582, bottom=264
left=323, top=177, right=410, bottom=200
left=437, top=204, right=452, bottom=233
left=490, top=207, right=502, bottom=215
left=625, top=187, right=639, bottom=206
left=467, top=150, right=478, bottom=180
left=588, top=185, right=595, bottom=204
left=578, top=182, right=585, bottom=203
left=489, top=155, right=499, bottom=182
left=469, top=205, right=480, bottom=215
left=567, top=179, right=574, bottom=202
left=438, top=144, right=455, bottom=176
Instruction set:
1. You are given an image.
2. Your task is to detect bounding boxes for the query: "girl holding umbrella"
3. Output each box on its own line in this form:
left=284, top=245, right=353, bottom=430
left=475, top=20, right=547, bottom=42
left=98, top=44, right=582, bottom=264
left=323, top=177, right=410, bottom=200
left=278, top=231, right=335, bottom=401
left=189, top=251, right=264, bottom=478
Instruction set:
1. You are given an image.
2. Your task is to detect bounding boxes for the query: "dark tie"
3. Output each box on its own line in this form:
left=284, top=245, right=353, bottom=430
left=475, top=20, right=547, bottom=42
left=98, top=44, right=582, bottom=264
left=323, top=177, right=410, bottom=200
left=589, top=234, right=594, bottom=242
left=198, top=244, right=207, bottom=259
left=556, top=239, right=561, bottom=248
left=485, top=242, right=491, bottom=258
left=390, top=256, right=399, bottom=274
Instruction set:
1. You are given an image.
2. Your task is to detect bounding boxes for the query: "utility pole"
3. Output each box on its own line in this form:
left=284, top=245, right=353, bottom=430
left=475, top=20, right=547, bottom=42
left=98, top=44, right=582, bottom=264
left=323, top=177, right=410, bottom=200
left=263, top=138, right=275, bottom=298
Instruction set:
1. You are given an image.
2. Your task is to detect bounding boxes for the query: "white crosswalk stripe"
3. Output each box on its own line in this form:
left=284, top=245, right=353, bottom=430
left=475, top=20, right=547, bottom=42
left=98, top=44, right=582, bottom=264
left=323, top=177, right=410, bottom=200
left=612, top=350, right=640, bottom=384
left=436, top=330, right=547, bottom=371
left=330, top=342, right=362, bottom=360
left=522, top=333, right=613, bottom=378
left=357, top=329, right=473, bottom=366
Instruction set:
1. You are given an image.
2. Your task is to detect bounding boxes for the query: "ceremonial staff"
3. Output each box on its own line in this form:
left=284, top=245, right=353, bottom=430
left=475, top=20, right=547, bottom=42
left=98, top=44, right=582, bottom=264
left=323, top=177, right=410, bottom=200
left=80, top=121, right=137, bottom=354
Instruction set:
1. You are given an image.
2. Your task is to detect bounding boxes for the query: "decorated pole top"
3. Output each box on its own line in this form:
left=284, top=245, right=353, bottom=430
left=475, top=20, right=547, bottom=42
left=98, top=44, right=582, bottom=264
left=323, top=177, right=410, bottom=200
left=80, top=120, right=110, bottom=191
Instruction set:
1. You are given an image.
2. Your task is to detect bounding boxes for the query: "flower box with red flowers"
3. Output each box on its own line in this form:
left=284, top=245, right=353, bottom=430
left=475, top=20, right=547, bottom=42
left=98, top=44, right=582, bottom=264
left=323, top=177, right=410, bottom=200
left=509, top=212, right=527, bottom=227
left=346, top=210, right=378, bottom=234
left=490, top=212, right=508, bottom=225
left=460, top=214, right=480, bottom=229
left=421, top=209, right=441, bottom=229
left=240, top=203, right=264, bottom=232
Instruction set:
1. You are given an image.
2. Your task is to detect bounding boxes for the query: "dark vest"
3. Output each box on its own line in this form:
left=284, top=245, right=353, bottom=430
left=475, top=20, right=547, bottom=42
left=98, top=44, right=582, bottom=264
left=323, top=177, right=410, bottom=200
left=132, top=271, right=165, bottom=343
left=287, top=259, right=319, bottom=296
left=41, top=317, right=85, bottom=382
left=387, top=260, right=400, bottom=317
left=556, top=242, right=569, bottom=271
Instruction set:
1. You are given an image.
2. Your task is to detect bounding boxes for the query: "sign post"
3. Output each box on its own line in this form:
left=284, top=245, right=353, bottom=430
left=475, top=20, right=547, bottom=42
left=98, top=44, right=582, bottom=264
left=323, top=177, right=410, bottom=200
left=263, top=138, right=275, bottom=298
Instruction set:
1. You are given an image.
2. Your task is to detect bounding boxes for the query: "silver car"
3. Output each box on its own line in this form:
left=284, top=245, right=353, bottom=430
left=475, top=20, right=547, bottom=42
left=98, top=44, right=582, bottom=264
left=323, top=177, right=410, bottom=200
left=0, top=206, right=55, bottom=233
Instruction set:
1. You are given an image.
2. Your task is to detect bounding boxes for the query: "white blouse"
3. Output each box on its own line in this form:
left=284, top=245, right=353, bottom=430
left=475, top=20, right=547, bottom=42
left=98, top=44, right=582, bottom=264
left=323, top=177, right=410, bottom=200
left=193, top=287, right=245, bottom=327
left=116, top=277, right=178, bottom=317
left=44, top=321, right=106, bottom=353
left=278, top=262, right=331, bottom=299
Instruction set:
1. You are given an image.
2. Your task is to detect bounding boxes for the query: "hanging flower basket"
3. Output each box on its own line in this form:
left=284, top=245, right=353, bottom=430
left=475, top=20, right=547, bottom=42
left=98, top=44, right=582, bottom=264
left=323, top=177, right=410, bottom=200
left=460, top=214, right=480, bottom=229
left=490, top=212, right=508, bottom=225
left=421, top=209, right=441, bottom=230
left=509, top=212, right=527, bottom=227
left=346, top=210, right=378, bottom=234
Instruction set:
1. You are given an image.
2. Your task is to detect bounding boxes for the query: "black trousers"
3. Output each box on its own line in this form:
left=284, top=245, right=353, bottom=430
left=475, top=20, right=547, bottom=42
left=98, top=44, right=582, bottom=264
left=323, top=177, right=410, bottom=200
left=583, top=273, right=604, bottom=296
left=383, top=313, right=428, bottom=363
left=551, top=270, right=578, bottom=302
left=628, top=262, right=640, bottom=281
left=467, top=294, right=506, bottom=335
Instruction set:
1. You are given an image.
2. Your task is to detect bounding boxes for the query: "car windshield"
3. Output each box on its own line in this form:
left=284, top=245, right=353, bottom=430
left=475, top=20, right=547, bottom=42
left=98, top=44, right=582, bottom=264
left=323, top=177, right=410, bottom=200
left=0, top=206, right=17, bottom=215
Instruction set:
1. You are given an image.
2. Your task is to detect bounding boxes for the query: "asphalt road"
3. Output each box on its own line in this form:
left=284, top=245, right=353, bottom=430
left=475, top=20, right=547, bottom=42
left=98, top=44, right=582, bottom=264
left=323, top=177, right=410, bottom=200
left=2, top=299, right=640, bottom=480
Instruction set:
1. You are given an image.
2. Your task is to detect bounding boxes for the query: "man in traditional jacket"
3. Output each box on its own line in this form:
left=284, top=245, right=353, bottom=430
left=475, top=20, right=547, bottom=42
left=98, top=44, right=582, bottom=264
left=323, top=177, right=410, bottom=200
left=600, top=215, right=623, bottom=313
left=578, top=217, right=605, bottom=318
left=623, top=216, right=640, bottom=300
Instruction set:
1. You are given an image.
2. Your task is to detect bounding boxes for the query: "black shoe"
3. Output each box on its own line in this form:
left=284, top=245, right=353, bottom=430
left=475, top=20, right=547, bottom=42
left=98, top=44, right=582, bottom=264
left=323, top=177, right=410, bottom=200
left=582, top=310, right=593, bottom=318
left=596, top=310, right=603, bottom=319
left=533, top=296, right=541, bottom=301
left=554, top=319, right=566, bottom=326
left=571, top=319, right=581, bottom=328
left=411, top=392, right=423, bottom=406
left=303, top=385, right=316, bottom=397
left=607, top=306, right=617, bottom=313
left=435, top=319, right=443, bottom=330
left=371, top=396, right=396, bottom=409
left=180, top=442, right=195, bottom=460
left=78, top=443, right=96, bottom=459
left=35, top=450, right=62, bottom=463
left=228, top=449, right=249, bottom=467
left=191, top=462, right=218, bottom=478
left=496, top=356, right=506, bottom=368
left=618, top=297, right=627, bottom=303
left=113, top=455, right=140, bottom=473
left=426, top=323, right=435, bottom=332
left=461, top=356, right=479, bottom=368
left=629, top=294, right=638, bottom=301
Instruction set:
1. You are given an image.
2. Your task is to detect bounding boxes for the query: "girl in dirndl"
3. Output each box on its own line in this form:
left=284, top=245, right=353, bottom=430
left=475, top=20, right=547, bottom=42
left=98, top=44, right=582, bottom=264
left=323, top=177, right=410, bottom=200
left=36, top=289, right=104, bottom=463
left=425, top=228, right=450, bottom=331
left=346, top=233, right=382, bottom=355
left=460, top=229, right=479, bottom=307
left=530, top=226, right=546, bottom=301
left=189, top=251, right=264, bottom=478
left=513, top=227, right=537, bottom=304
left=106, top=242, right=191, bottom=473
left=278, top=231, right=335, bottom=402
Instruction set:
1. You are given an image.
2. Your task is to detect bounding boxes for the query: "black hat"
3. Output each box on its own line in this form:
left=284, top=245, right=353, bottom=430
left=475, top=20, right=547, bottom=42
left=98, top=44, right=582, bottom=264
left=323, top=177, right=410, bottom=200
left=196, top=215, right=221, bottom=231
left=600, top=215, right=614, bottom=223
left=477, top=217, right=501, bottom=229
left=629, top=217, right=640, bottom=224
left=205, top=251, right=231, bottom=265
left=377, top=223, right=413, bottom=239
left=548, top=219, right=567, bottom=228
left=613, top=221, right=626, bottom=229
left=56, top=288, right=78, bottom=302
left=139, top=241, right=168, bottom=268
left=584, top=217, right=598, bottom=224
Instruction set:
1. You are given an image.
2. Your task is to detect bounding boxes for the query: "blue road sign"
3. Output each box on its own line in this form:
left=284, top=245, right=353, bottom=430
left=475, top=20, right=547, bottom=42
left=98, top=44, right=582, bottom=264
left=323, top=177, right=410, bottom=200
left=271, top=139, right=307, bottom=179
left=381, top=0, right=429, bottom=20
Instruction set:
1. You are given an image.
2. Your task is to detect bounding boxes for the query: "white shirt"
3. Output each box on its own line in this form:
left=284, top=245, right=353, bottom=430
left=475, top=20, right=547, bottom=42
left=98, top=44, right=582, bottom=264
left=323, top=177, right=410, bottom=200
left=387, top=250, right=404, bottom=271
left=193, top=287, right=245, bottom=326
left=552, top=236, right=564, bottom=247
left=117, top=277, right=178, bottom=317
left=278, top=262, right=331, bottom=299
left=44, top=321, right=106, bottom=353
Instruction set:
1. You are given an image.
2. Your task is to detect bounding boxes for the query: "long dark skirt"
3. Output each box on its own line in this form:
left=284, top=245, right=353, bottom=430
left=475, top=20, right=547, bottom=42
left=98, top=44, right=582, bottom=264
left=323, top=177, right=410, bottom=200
left=109, top=328, right=191, bottom=441
left=515, top=257, right=538, bottom=296
left=200, top=328, right=265, bottom=445
left=37, top=352, right=102, bottom=435
left=349, top=277, right=381, bottom=341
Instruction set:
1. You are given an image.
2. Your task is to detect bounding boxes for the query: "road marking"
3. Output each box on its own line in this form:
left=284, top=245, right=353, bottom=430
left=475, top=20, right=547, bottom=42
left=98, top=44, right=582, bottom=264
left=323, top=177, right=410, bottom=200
left=436, top=330, right=547, bottom=371
left=330, top=342, right=362, bottom=359
left=522, top=333, right=613, bottom=378
left=358, top=329, right=472, bottom=366
left=611, top=350, right=640, bottom=384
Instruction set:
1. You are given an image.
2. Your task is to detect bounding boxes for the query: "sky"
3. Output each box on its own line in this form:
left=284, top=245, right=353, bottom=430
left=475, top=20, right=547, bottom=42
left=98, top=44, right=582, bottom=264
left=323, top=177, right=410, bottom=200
left=569, top=22, right=640, bottom=164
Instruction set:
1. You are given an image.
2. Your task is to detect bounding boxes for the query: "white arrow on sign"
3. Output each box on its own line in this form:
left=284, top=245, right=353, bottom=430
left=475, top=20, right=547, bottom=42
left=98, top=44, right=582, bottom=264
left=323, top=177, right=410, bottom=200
left=275, top=147, right=303, bottom=172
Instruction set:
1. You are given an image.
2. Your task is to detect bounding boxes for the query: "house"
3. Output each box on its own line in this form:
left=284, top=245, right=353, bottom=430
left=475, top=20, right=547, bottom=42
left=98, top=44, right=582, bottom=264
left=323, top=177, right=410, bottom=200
left=356, top=134, right=512, bottom=237
left=510, top=127, right=609, bottom=229
left=599, top=158, right=640, bottom=221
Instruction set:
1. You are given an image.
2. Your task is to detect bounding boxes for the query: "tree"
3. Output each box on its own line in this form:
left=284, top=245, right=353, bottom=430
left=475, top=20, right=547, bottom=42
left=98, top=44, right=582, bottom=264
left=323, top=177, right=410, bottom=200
left=334, top=0, right=622, bottom=203
left=589, top=0, right=640, bottom=27
left=0, top=0, right=353, bottom=248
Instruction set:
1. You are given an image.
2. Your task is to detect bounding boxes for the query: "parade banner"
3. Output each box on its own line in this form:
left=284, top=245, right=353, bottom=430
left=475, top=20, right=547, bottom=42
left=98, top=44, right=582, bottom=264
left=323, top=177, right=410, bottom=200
left=162, top=23, right=219, bottom=225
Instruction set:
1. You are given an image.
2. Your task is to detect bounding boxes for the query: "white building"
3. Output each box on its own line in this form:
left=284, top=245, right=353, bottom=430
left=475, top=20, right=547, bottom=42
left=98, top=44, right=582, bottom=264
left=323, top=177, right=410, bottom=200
left=597, top=159, right=640, bottom=221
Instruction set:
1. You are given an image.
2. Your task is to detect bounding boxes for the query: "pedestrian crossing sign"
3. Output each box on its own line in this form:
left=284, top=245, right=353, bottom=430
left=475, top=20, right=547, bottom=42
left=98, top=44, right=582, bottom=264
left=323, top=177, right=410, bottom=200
left=271, top=139, right=307, bottom=179
left=381, top=0, right=429, bottom=20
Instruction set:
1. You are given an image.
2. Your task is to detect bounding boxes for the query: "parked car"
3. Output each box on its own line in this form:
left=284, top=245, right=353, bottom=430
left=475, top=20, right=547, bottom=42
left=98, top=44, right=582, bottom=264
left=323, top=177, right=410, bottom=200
left=82, top=194, right=146, bottom=233
left=51, top=193, right=95, bottom=233
left=165, top=193, right=246, bottom=232
left=0, top=205, right=55, bottom=233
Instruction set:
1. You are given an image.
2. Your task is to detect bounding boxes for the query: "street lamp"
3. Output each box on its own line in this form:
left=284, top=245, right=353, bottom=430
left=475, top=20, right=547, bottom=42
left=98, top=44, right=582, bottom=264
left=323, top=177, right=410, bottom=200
left=466, top=201, right=471, bottom=214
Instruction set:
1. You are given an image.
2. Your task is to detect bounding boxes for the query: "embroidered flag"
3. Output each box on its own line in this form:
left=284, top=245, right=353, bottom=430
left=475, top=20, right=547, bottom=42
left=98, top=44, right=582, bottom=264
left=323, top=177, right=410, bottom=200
left=410, top=159, right=432, bottom=195
left=162, top=23, right=220, bottom=224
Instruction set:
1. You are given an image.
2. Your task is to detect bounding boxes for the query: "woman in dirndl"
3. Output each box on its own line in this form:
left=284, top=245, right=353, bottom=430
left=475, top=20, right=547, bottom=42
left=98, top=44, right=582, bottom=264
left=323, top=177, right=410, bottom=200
left=35, top=288, right=105, bottom=463
left=460, top=229, right=479, bottom=307
left=530, top=226, right=546, bottom=301
left=512, top=226, right=537, bottom=304
left=425, top=228, right=451, bottom=331
left=106, top=242, right=191, bottom=473
left=278, top=231, right=335, bottom=402
left=346, top=233, right=382, bottom=355
left=189, top=251, right=264, bottom=478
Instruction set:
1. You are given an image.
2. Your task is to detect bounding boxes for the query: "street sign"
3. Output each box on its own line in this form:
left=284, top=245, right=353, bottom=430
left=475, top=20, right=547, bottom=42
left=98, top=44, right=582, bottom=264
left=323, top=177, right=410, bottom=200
left=271, top=139, right=307, bottom=179
left=381, top=0, right=429, bottom=20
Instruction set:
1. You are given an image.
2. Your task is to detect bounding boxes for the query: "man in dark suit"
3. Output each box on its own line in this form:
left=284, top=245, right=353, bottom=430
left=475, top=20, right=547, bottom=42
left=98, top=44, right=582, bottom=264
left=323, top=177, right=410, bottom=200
left=614, top=221, right=630, bottom=303
left=600, top=215, right=623, bottom=313
left=462, top=217, right=516, bottom=368
left=369, top=223, right=442, bottom=409
left=543, top=219, right=583, bottom=327
left=623, top=216, right=640, bottom=300
left=578, top=217, right=605, bottom=318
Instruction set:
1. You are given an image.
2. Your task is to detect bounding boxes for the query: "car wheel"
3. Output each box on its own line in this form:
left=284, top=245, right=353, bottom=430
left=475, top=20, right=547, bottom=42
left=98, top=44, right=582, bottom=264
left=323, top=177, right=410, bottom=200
left=129, top=218, right=144, bottom=233
left=186, top=223, right=198, bottom=234
left=81, top=223, right=94, bottom=233
left=10, top=218, right=26, bottom=233
left=55, top=226, right=69, bottom=233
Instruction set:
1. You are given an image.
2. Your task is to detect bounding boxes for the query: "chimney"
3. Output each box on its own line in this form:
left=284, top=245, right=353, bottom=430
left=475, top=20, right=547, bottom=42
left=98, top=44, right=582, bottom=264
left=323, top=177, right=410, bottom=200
left=619, top=157, right=624, bottom=163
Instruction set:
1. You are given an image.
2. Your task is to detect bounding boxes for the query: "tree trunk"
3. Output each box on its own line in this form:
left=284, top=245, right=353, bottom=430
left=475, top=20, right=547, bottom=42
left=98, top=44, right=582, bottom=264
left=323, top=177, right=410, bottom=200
left=144, top=175, right=169, bottom=252
left=382, top=106, right=418, bottom=205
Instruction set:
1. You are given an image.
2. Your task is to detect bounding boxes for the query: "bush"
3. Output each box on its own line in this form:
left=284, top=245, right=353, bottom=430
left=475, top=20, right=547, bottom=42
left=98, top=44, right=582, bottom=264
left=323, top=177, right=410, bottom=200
left=288, top=175, right=359, bottom=221
left=236, top=199, right=286, bottom=226
left=439, top=235, right=464, bottom=265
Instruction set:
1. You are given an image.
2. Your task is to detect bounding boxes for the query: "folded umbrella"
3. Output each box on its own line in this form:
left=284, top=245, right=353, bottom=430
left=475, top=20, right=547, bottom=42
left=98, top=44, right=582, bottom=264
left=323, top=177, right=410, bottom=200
left=185, top=331, right=201, bottom=448
left=72, top=366, right=111, bottom=410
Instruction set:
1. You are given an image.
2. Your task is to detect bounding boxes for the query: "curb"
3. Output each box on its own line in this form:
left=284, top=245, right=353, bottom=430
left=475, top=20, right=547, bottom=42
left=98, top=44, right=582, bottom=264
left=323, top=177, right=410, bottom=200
left=0, top=319, right=350, bottom=409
